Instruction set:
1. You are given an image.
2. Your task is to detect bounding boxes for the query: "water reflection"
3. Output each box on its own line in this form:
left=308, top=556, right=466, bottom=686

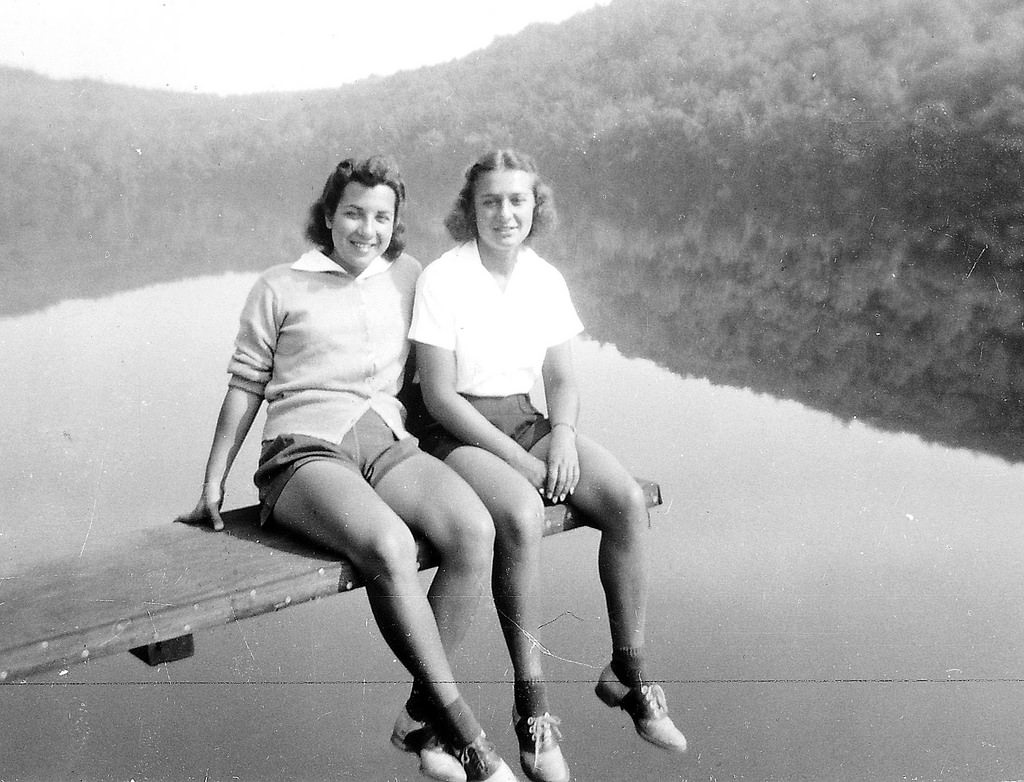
left=6, top=189, right=1021, bottom=466
left=0, top=275, right=263, bottom=562
left=2, top=275, right=1024, bottom=780
left=553, top=218, right=1024, bottom=464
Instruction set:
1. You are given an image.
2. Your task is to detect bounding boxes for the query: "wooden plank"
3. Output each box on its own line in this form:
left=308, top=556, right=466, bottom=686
left=0, top=480, right=661, bottom=682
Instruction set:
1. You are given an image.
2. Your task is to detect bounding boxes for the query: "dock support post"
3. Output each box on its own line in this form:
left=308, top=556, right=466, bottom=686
left=129, top=634, right=195, bottom=666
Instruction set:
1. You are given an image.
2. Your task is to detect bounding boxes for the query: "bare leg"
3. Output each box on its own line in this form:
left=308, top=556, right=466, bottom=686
left=553, top=437, right=686, bottom=752
left=272, top=459, right=463, bottom=707
left=531, top=434, right=650, bottom=652
left=444, top=446, right=548, bottom=683
left=375, top=452, right=494, bottom=658
left=551, top=436, right=691, bottom=753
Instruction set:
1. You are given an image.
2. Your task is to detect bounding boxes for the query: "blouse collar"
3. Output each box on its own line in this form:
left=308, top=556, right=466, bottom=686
left=292, top=249, right=392, bottom=279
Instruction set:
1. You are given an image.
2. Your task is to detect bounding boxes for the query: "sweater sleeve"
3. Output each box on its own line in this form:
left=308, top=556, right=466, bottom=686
left=226, top=275, right=278, bottom=396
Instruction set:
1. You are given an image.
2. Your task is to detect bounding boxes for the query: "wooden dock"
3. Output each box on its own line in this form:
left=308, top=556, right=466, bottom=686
left=0, top=481, right=661, bottom=682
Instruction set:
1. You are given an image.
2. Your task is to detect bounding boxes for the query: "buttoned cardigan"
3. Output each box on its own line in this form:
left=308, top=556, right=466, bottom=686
left=227, top=249, right=421, bottom=443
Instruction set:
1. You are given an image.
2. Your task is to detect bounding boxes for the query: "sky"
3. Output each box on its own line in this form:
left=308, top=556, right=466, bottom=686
left=0, top=0, right=610, bottom=95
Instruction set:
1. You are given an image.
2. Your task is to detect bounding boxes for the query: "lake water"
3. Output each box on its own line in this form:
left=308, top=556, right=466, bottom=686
left=2, top=272, right=1023, bottom=781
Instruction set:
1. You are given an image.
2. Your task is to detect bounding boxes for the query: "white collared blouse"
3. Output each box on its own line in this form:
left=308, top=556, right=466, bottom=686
left=409, top=241, right=583, bottom=397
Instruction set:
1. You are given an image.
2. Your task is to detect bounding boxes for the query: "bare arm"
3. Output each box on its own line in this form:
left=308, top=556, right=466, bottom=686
left=415, top=341, right=548, bottom=490
left=176, top=384, right=263, bottom=530
left=540, top=338, right=581, bottom=502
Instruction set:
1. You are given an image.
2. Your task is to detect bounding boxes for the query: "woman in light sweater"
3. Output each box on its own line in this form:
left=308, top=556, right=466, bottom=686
left=179, top=156, right=518, bottom=782
left=408, top=149, right=687, bottom=782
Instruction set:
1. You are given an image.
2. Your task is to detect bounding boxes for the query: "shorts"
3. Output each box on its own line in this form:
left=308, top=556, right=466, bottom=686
left=412, top=392, right=552, bottom=462
left=253, top=410, right=420, bottom=526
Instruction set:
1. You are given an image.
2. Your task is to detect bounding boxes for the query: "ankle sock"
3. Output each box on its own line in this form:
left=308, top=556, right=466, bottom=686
left=405, top=679, right=434, bottom=723
left=439, top=695, right=484, bottom=748
left=514, top=678, right=549, bottom=717
left=611, top=646, right=646, bottom=687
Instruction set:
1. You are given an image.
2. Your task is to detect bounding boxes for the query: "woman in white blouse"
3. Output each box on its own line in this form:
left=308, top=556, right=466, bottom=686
left=180, top=156, right=518, bottom=782
left=409, top=149, right=688, bottom=782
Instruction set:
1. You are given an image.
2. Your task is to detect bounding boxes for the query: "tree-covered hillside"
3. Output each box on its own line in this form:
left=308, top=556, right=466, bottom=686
left=4, top=0, right=1022, bottom=278
left=2, top=0, right=1023, bottom=459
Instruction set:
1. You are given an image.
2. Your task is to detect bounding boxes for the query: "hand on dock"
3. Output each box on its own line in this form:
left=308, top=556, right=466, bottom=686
left=174, top=486, right=226, bottom=531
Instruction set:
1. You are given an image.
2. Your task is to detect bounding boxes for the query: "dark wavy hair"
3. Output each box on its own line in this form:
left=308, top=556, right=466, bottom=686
left=443, top=149, right=557, bottom=243
left=305, top=155, right=407, bottom=260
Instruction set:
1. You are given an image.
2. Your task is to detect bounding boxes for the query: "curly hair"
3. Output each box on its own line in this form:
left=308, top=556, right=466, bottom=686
left=305, top=155, right=407, bottom=260
left=443, top=149, right=557, bottom=243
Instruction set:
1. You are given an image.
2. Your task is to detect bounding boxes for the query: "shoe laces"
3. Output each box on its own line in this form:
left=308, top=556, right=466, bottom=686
left=459, top=735, right=498, bottom=778
left=524, top=712, right=563, bottom=758
left=639, top=684, right=668, bottom=719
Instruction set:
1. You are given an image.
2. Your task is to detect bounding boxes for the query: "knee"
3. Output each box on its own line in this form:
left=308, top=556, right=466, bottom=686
left=360, top=525, right=419, bottom=580
left=494, top=495, right=546, bottom=552
left=620, top=479, right=649, bottom=522
left=436, top=504, right=495, bottom=569
left=464, top=507, right=496, bottom=563
left=602, top=480, right=649, bottom=538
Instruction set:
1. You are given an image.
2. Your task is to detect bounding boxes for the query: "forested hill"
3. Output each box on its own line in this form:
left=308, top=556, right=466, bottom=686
left=4, top=0, right=1024, bottom=459
left=2, top=0, right=1023, bottom=297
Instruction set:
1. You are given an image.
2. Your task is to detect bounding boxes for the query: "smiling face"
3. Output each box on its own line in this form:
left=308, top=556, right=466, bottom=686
left=472, top=169, right=536, bottom=260
left=326, top=182, right=397, bottom=275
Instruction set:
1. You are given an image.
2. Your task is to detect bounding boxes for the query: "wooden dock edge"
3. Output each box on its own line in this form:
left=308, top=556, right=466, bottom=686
left=0, top=480, right=661, bottom=682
